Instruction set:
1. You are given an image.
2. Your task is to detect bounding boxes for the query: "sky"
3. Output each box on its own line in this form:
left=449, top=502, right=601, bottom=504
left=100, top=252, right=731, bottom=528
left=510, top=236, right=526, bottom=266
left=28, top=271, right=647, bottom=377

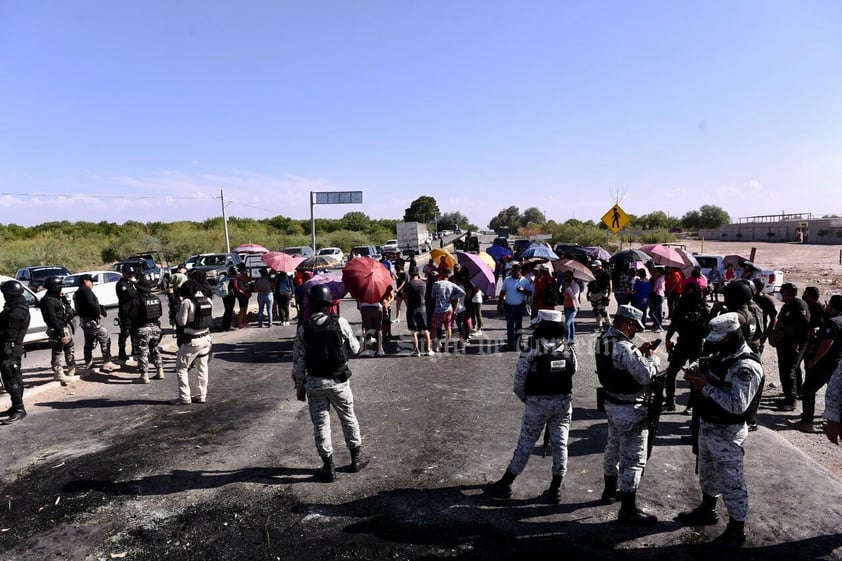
left=1, top=1, right=841, bottom=229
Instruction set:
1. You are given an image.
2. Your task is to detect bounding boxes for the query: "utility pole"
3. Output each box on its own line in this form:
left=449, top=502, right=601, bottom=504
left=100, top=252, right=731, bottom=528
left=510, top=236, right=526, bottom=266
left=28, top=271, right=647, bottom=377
left=220, top=189, right=231, bottom=253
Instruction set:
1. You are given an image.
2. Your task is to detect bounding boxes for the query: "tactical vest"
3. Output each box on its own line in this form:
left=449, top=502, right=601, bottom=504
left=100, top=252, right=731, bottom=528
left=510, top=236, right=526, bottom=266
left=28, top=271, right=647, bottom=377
left=524, top=341, right=574, bottom=395
left=190, top=296, right=213, bottom=330
left=595, top=331, right=643, bottom=395
left=136, top=295, right=163, bottom=324
left=697, top=351, right=760, bottom=424
left=303, top=315, right=351, bottom=381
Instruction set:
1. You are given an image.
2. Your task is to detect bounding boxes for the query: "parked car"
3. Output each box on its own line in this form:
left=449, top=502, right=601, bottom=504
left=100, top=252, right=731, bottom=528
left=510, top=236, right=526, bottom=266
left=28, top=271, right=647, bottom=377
left=282, top=246, right=315, bottom=259
left=0, top=275, right=49, bottom=344
left=112, top=252, right=167, bottom=287
left=693, top=253, right=783, bottom=294
left=350, top=245, right=380, bottom=259
left=58, top=270, right=122, bottom=309
left=14, top=265, right=71, bottom=292
left=191, top=252, right=244, bottom=285
left=317, top=247, right=346, bottom=266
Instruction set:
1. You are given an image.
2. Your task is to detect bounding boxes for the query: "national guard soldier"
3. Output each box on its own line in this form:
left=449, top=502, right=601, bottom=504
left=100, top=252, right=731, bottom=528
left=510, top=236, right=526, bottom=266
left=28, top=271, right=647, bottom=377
left=679, top=312, right=763, bottom=549
left=292, top=284, right=366, bottom=482
left=74, top=274, right=121, bottom=373
left=173, top=280, right=213, bottom=405
left=822, top=359, right=842, bottom=444
left=130, top=278, right=164, bottom=384
left=485, top=309, right=577, bottom=503
left=39, top=276, right=78, bottom=385
left=0, top=280, right=31, bottom=424
left=596, top=304, right=661, bottom=524
left=116, top=265, right=139, bottom=365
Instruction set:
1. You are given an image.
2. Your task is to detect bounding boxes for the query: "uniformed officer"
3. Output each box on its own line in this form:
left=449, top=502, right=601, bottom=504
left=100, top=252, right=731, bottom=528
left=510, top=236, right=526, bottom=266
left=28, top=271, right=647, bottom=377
left=292, top=284, right=365, bottom=482
left=680, top=312, right=763, bottom=549
left=596, top=304, right=661, bottom=525
left=116, top=265, right=138, bottom=365
left=39, top=276, right=78, bottom=384
left=798, top=294, right=842, bottom=429
left=74, top=274, right=121, bottom=373
left=663, top=282, right=709, bottom=411
left=173, top=280, right=214, bottom=405
left=131, top=277, right=164, bottom=384
left=0, top=280, right=31, bottom=424
left=486, top=309, right=577, bottom=503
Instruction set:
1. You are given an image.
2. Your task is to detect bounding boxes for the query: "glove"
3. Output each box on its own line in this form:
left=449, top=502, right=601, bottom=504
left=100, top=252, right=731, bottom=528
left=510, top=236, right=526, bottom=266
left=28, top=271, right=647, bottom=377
left=296, top=387, right=306, bottom=402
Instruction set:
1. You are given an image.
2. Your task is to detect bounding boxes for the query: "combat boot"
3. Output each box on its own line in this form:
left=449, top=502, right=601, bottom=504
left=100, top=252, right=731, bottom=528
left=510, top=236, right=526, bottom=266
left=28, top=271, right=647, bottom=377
left=101, top=360, right=121, bottom=372
left=316, top=455, right=335, bottom=483
left=53, top=371, right=71, bottom=386
left=676, top=493, right=719, bottom=526
left=2, top=409, right=27, bottom=424
left=485, top=469, right=516, bottom=499
left=139, top=374, right=150, bottom=384
left=712, top=518, right=746, bottom=549
left=0, top=406, right=14, bottom=417
left=349, top=446, right=369, bottom=472
left=601, top=475, right=619, bottom=504
left=546, top=475, right=563, bottom=504
left=617, top=491, right=658, bottom=525
left=66, top=366, right=77, bottom=377
left=153, top=366, right=165, bottom=380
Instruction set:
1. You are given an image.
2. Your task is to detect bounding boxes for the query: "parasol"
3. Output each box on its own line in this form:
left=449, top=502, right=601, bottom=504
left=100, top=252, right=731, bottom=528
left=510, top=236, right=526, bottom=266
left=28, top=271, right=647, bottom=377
left=233, top=243, right=269, bottom=254
left=477, top=251, right=497, bottom=270
left=552, top=259, right=596, bottom=282
left=302, top=272, right=347, bottom=302
left=485, top=244, right=512, bottom=261
left=520, top=244, right=559, bottom=261
left=455, top=251, right=496, bottom=297
left=261, top=251, right=303, bottom=272
left=297, top=255, right=342, bottom=271
left=430, top=248, right=456, bottom=270
left=342, top=256, right=394, bottom=304
left=640, top=244, right=684, bottom=268
left=584, top=246, right=612, bottom=261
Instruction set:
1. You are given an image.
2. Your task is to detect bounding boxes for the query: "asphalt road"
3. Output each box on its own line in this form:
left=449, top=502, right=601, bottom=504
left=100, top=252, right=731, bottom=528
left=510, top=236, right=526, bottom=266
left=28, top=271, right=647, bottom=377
left=3, top=277, right=842, bottom=560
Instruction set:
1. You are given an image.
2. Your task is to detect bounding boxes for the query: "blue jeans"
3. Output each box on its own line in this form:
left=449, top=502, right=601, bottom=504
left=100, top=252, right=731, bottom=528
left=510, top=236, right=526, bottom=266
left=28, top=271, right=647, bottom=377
left=504, top=303, right=526, bottom=349
left=632, top=299, right=649, bottom=328
left=257, top=292, right=274, bottom=326
left=648, top=294, right=664, bottom=330
left=614, top=292, right=630, bottom=307
left=564, top=307, right=578, bottom=343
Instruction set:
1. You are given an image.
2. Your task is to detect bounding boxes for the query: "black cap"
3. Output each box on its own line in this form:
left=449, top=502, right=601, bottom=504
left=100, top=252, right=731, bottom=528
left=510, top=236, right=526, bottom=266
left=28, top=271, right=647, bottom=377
left=79, top=274, right=93, bottom=284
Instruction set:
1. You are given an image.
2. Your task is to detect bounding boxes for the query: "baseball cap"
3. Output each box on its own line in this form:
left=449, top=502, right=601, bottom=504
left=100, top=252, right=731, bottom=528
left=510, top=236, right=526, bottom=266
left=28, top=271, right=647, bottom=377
left=79, top=274, right=93, bottom=284
left=530, top=309, right=564, bottom=326
left=706, top=312, right=741, bottom=342
left=615, top=304, right=645, bottom=330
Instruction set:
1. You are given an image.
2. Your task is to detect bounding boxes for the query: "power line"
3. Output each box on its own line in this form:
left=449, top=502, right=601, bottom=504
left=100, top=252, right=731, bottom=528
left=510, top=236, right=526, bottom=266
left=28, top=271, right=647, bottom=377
left=0, top=191, right=207, bottom=200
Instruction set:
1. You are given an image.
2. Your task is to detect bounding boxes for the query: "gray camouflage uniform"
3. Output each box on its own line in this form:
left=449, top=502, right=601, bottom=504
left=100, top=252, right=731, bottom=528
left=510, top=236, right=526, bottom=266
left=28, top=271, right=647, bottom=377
left=134, top=323, right=163, bottom=377
left=697, top=341, right=763, bottom=522
left=506, top=340, right=577, bottom=478
left=824, top=363, right=842, bottom=423
left=599, top=327, right=661, bottom=493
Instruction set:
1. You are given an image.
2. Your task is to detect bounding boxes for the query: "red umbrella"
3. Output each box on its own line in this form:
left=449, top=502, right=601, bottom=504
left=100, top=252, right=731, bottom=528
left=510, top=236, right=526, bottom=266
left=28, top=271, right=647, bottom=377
left=342, top=257, right=394, bottom=304
left=233, top=242, right=269, bottom=254
left=261, top=251, right=302, bottom=272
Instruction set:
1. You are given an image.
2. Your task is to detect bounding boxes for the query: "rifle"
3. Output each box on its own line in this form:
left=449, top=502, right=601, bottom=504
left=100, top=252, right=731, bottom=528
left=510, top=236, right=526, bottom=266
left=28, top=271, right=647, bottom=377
left=644, top=371, right=667, bottom=459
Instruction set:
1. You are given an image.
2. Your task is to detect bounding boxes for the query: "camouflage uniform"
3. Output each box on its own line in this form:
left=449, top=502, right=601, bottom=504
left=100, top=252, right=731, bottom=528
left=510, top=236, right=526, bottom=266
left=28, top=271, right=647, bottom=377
left=134, top=323, right=162, bottom=379
left=80, top=318, right=112, bottom=366
left=598, top=326, right=661, bottom=493
left=697, top=341, right=763, bottom=522
left=823, top=364, right=842, bottom=423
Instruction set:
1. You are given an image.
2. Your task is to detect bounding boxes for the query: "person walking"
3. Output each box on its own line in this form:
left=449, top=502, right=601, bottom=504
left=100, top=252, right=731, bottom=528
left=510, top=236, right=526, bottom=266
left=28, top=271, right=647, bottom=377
left=595, top=305, right=661, bottom=525
left=292, top=284, right=367, bottom=482
left=0, top=280, right=31, bottom=424
left=130, top=278, right=164, bottom=384
left=796, top=295, right=842, bottom=430
left=679, top=312, right=763, bottom=549
left=497, top=263, right=532, bottom=352
left=485, top=310, right=577, bottom=503
left=39, top=276, right=79, bottom=385
left=115, top=265, right=138, bottom=365
left=74, top=274, right=121, bottom=373
left=254, top=267, right=274, bottom=328
left=663, top=283, right=709, bottom=412
left=173, top=280, right=214, bottom=405
left=431, top=268, right=465, bottom=352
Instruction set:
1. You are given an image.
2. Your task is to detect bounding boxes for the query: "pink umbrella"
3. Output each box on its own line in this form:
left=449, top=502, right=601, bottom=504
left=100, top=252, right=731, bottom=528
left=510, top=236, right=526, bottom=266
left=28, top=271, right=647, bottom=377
left=455, top=251, right=496, bottom=297
left=233, top=242, right=269, bottom=254
left=262, top=251, right=303, bottom=272
left=640, top=244, right=684, bottom=268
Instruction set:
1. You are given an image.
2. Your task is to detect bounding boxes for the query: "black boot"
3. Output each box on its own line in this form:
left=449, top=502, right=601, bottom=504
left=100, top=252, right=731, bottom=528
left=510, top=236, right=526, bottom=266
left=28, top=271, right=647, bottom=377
left=3, top=409, right=27, bottom=424
left=349, top=446, right=369, bottom=473
left=315, top=455, right=335, bottom=483
left=676, top=493, right=719, bottom=526
left=1, top=371, right=26, bottom=425
left=0, top=406, right=13, bottom=417
left=546, top=475, right=563, bottom=504
left=601, top=475, right=619, bottom=504
left=485, top=469, right=516, bottom=499
left=712, top=518, right=746, bottom=549
left=618, top=491, right=658, bottom=525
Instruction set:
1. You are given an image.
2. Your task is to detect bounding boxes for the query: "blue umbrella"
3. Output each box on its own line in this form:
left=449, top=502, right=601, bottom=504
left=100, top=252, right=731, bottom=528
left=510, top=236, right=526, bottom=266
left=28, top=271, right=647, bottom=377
left=520, top=244, right=559, bottom=261
left=486, top=244, right=512, bottom=261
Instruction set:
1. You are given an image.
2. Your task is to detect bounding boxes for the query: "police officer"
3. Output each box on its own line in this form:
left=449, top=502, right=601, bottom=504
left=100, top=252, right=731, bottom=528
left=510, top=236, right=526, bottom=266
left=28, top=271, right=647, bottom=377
left=173, top=280, right=213, bottom=405
left=663, top=282, right=709, bottom=412
left=116, top=265, right=138, bottom=365
left=0, top=280, right=30, bottom=424
left=596, top=304, right=661, bottom=524
left=680, top=312, right=763, bottom=549
left=486, top=309, right=577, bottom=503
left=772, top=282, right=810, bottom=411
left=131, top=277, right=164, bottom=384
left=39, top=276, right=78, bottom=384
left=74, top=274, right=121, bottom=373
left=798, top=294, right=842, bottom=430
left=292, top=284, right=365, bottom=482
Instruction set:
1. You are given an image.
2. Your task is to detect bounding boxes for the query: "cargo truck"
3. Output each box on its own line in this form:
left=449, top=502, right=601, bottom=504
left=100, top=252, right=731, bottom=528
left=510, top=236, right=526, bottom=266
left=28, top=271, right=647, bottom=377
left=396, top=222, right=432, bottom=253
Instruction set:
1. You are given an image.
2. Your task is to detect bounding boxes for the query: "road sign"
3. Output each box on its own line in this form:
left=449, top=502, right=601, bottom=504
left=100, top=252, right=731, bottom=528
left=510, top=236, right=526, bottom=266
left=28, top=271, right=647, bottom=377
left=313, top=191, right=363, bottom=204
left=602, top=204, right=630, bottom=233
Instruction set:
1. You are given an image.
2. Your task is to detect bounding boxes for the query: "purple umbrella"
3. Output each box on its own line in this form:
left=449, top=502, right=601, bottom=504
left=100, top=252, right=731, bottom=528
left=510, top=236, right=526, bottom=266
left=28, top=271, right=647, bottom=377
left=456, top=251, right=496, bottom=297
left=584, top=246, right=611, bottom=261
left=302, top=272, right=347, bottom=307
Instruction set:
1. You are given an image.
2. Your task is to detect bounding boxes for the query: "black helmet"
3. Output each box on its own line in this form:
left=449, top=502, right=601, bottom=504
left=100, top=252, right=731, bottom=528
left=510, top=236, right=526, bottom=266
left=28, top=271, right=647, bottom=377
left=308, top=284, right=333, bottom=308
left=723, top=279, right=753, bottom=308
left=121, top=264, right=134, bottom=274
left=44, top=276, right=64, bottom=292
left=1, top=280, right=24, bottom=298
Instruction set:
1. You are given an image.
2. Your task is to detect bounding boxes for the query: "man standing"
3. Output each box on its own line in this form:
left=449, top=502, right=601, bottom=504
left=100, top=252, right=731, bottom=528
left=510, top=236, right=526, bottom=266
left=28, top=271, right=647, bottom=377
left=663, top=283, right=709, bottom=412
left=74, top=274, right=120, bottom=373
left=0, top=280, right=30, bottom=424
left=431, top=268, right=465, bottom=352
left=486, top=310, right=577, bottom=503
left=797, top=295, right=842, bottom=431
left=497, top=263, right=532, bottom=351
left=772, top=283, right=810, bottom=411
left=130, top=278, right=164, bottom=384
left=292, top=284, right=366, bottom=482
left=596, top=305, right=661, bottom=524
left=589, top=260, right=612, bottom=330
left=39, top=276, right=78, bottom=385
left=116, top=265, right=138, bottom=365
left=679, top=312, right=763, bottom=549
left=403, top=267, right=432, bottom=356
left=173, top=280, right=213, bottom=405
left=752, top=278, right=777, bottom=354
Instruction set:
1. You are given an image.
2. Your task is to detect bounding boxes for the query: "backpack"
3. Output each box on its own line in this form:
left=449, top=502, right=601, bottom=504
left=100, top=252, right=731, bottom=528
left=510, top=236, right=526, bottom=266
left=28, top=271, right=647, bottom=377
left=214, top=278, right=229, bottom=298
left=190, top=295, right=214, bottom=330
left=745, top=300, right=766, bottom=351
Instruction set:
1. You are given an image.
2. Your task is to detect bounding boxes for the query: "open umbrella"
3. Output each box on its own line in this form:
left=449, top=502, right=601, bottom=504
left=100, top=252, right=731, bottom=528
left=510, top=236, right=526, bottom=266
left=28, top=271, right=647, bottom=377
left=675, top=248, right=700, bottom=275
left=485, top=244, right=512, bottom=261
left=456, top=251, right=496, bottom=297
left=342, top=257, right=394, bottom=304
left=609, top=248, right=651, bottom=267
left=552, top=259, right=596, bottom=282
left=233, top=243, right=269, bottom=254
left=430, top=248, right=456, bottom=270
left=261, top=251, right=303, bottom=272
left=302, top=272, right=347, bottom=302
left=477, top=251, right=497, bottom=270
left=520, top=244, right=559, bottom=261
left=297, top=255, right=341, bottom=271
left=584, top=246, right=612, bottom=261
left=640, top=244, right=684, bottom=268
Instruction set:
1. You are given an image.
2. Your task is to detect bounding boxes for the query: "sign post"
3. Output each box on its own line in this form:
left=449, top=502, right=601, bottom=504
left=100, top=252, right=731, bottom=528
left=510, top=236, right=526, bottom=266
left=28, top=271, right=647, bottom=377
left=310, top=191, right=363, bottom=251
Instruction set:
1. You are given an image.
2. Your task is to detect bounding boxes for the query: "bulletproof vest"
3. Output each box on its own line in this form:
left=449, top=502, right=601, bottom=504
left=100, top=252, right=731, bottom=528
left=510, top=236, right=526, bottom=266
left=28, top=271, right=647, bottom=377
left=136, top=294, right=163, bottom=324
left=303, top=314, right=350, bottom=380
left=1, top=297, right=30, bottom=346
left=525, top=341, right=575, bottom=395
left=817, top=315, right=842, bottom=367
left=734, top=303, right=764, bottom=353
left=595, top=331, right=643, bottom=395
left=190, top=296, right=213, bottom=330
left=697, top=351, right=760, bottom=424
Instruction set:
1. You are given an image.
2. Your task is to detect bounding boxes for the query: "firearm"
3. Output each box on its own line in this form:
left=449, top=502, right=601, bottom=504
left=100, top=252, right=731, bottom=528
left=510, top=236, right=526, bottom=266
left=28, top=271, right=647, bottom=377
left=644, top=370, right=667, bottom=459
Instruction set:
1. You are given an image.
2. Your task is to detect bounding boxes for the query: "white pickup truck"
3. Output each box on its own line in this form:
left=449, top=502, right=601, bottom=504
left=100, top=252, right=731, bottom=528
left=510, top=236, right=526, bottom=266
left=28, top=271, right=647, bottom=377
left=694, top=253, right=784, bottom=294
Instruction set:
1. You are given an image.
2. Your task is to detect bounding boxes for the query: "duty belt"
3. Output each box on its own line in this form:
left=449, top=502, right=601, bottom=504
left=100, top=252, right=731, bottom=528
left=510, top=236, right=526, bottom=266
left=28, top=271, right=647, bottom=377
left=187, top=331, right=210, bottom=340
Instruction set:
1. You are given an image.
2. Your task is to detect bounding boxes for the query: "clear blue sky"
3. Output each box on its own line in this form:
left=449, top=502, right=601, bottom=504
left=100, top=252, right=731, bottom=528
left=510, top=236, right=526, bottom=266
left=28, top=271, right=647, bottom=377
left=2, top=1, right=841, bottom=229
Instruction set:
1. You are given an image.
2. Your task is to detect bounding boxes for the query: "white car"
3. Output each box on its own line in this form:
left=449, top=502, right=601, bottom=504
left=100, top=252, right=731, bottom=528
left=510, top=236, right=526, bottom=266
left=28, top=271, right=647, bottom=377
left=381, top=239, right=400, bottom=254
left=59, top=271, right=122, bottom=310
left=317, top=247, right=346, bottom=266
left=0, top=275, right=49, bottom=344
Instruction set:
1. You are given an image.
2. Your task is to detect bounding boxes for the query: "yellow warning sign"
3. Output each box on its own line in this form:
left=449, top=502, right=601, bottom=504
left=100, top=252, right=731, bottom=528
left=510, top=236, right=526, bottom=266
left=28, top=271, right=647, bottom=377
left=602, top=204, right=630, bottom=234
